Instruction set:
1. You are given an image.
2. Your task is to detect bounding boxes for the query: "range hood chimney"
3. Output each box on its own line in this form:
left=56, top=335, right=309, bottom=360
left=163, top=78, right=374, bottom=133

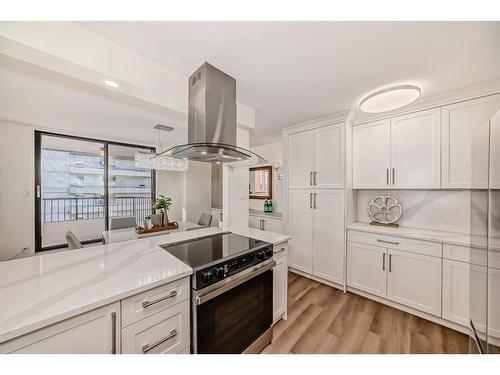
left=158, top=62, right=266, bottom=165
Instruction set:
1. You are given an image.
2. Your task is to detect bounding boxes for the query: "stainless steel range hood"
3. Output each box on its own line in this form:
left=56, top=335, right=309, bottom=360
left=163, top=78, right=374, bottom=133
left=158, top=62, right=267, bottom=164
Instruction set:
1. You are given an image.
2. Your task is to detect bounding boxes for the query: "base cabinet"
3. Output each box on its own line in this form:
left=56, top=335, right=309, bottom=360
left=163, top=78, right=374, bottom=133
left=347, top=231, right=442, bottom=318
left=249, top=214, right=282, bottom=233
left=273, top=243, right=288, bottom=324
left=386, top=249, right=442, bottom=316
left=442, top=259, right=470, bottom=326
left=0, top=302, right=120, bottom=354
left=346, top=242, right=386, bottom=297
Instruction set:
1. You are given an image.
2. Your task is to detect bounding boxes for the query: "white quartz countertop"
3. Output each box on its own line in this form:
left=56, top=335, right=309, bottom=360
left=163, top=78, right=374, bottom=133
left=230, top=226, right=290, bottom=245
left=347, top=222, right=472, bottom=247
left=249, top=209, right=283, bottom=219
left=0, top=227, right=225, bottom=343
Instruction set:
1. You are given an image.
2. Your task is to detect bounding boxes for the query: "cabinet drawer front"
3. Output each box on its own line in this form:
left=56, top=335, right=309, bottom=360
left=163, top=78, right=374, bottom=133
left=121, top=300, right=190, bottom=354
left=347, top=230, right=442, bottom=257
left=443, top=244, right=471, bottom=263
left=273, top=242, right=288, bottom=258
left=122, top=277, right=190, bottom=327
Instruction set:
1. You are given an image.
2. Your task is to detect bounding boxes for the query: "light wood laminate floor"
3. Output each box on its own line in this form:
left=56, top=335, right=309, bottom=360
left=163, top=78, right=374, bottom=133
left=263, top=272, right=469, bottom=354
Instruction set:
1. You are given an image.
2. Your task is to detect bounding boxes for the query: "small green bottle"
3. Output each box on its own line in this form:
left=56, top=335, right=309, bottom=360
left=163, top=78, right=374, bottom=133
left=264, top=200, right=269, bottom=212
left=268, top=200, right=273, bottom=213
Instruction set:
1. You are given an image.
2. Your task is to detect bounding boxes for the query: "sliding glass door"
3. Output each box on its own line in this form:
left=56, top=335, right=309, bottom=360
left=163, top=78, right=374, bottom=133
left=35, top=132, right=155, bottom=251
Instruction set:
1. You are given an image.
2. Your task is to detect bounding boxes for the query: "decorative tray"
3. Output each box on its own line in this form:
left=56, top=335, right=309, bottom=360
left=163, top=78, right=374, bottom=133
left=136, top=222, right=179, bottom=235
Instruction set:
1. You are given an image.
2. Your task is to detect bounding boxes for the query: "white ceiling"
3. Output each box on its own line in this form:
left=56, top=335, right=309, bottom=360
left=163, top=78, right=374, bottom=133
left=0, top=54, right=188, bottom=148
left=81, top=21, right=500, bottom=145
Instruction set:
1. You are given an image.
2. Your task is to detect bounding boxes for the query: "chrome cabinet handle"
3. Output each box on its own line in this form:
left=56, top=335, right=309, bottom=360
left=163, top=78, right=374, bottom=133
left=313, top=193, right=317, bottom=209
left=389, top=254, right=392, bottom=272
left=142, top=290, right=178, bottom=308
left=111, top=312, right=117, bottom=354
left=142, top=329, right=178, bottom=353
left=309, top=193, right=313, bottom=209
left=377, top=239, right=400, bottom=245
left=262, top=219, right=266, bottom=231
left=313, top=171, right=317, bottom=186
left=386, top=169, right=389, bottom=186
left=392, top=168, right=395, bottom=186
left=382, top=253, right=386, bottom=271
left=310, top=171, right=313, bottom=186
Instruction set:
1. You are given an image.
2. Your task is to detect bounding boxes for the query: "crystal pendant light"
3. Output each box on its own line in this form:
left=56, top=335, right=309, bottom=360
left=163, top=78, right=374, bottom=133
left=134, top=125, right=189, bottom=172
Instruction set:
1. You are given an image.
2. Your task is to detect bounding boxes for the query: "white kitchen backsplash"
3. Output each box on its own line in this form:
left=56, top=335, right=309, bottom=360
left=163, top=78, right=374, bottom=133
left=357, top=190, right=473, bottom=234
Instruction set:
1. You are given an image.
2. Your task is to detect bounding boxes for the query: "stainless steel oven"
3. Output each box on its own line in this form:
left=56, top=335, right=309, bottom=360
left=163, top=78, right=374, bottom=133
left=192, top=258, right=275, bottom=354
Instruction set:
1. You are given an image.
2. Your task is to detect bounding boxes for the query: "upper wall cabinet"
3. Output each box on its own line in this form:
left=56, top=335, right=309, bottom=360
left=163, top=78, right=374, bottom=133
left=288, top=123, right=344, bottom=189
left=442, top=94, right=500, bottom=188
left=352, top=119, right=391, bottom=189
left=390, top=108, right=441, bottom=189
left=352, top=108, right=441, bottom=189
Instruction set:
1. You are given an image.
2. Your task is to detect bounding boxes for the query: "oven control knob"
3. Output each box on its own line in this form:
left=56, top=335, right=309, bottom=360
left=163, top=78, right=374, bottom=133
left=257, top=251, right=265, bottom=260
left=265, top=248, right=273, bottom=257
left=215, top=267, right=225, bottom=279
left=201, top=271, right=212, bottom=283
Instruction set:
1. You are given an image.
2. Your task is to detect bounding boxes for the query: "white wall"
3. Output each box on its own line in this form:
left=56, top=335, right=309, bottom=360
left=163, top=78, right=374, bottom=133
left=0, top=121, right=35, bottom=260
left=156, top=170, right=187, bottom=223
left=356, top=189, right=472, bottom=234
left=250, top=141, right=283, bottom=213
left=185, top=161, right=212, bottom=224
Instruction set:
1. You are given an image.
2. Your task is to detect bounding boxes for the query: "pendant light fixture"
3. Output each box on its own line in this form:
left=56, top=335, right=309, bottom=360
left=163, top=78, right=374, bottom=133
left=134, top=124, right=189, bottom=172
left=359, top=85, right=421, bottom=113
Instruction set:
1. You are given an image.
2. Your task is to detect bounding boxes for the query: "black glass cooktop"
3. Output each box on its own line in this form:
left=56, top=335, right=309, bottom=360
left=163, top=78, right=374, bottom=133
left=160, top=232, right=270, bottom=270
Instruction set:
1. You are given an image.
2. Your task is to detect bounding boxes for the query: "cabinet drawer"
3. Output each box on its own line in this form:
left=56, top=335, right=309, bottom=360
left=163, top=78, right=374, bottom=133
left=121, top=277, right=190, bottom=327
left=347, top=230, right=442, bottom=257
left=273, top=242, right=288, bottom=258
left=121, top=300, right=190, bottom=354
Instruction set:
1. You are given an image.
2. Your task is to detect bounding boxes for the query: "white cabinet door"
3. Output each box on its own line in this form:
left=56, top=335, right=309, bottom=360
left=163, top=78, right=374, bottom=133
left=346, top=242, right=387, bottom=297
left=387, top=249, right=442, bottom=316
left=442, top=95, right=499, bottom=188
left=0, top=303, right=120, bottom=354
left=313, top=123, right=344, bottom=188
left=288, top=130, right=314, bottom=189
left=442, top=259, right=470, bottom=326
left=490, top=110, right=500, bottom=189
left=352, top=120, right=391, bottom=188
left=249, top=215, right=262, bottom=230
left=312, top=190, right=345, bottom=284
left=288, top=190, right=314, bottom=273
left=262, top=217, right=282, bottom=233
left=390, top=108, right=441, bottom=189
left=273, top=249, right=288, bottom=324
left=121, top=301, right=190, bottom=354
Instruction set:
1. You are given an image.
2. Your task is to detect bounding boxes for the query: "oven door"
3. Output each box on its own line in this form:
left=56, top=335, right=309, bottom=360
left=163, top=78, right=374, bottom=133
left=193, top=259, right=275, bottom=354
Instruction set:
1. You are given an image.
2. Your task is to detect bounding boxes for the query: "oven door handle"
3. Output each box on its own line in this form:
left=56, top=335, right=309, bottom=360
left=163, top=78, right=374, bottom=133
left=194, top=258, right=276, bottom=306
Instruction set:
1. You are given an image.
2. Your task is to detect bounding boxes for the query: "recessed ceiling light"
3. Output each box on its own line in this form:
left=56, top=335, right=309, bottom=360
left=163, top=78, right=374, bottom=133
left=200, top=151, right=208, bottom=155
left=103, top=79, right=120, bottom=88
left=360, top=85, right=421, bottom=113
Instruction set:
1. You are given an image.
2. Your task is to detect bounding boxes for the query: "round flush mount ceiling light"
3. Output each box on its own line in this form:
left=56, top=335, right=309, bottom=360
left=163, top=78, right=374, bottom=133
left=359, top=85, right=421, bottom=113
left=103, top=79, right=120, bottom=88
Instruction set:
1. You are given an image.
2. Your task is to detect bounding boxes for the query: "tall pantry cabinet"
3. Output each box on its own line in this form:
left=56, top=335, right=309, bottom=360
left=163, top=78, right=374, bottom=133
left=284, top=119, right=346, bottom=286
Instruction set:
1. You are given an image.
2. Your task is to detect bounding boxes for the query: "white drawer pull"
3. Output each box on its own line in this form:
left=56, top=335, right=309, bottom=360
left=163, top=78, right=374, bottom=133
left=142, top=290, right=178, bottom=308
left=377, top=239, right=400, bottom=245
left=142, top=329, right=178, bottom=353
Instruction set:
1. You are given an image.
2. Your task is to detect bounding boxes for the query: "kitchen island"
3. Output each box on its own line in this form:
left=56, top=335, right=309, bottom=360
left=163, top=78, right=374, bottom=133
left=0, top=226, right=290, bottom=353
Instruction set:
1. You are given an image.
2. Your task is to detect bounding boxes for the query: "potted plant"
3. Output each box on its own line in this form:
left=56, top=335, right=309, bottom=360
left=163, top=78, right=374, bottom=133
left=153, top=195, right=172, bottom=227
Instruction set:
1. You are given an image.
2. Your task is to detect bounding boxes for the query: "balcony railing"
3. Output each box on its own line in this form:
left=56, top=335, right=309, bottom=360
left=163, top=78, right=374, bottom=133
left=42, top=196, right=153, bottom=224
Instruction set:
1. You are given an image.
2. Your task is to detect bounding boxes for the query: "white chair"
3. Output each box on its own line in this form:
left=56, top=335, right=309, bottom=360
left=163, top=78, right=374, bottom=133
left=65, top=231, right=84, bottom=250
left=110, top=216, right=137, bottom=230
